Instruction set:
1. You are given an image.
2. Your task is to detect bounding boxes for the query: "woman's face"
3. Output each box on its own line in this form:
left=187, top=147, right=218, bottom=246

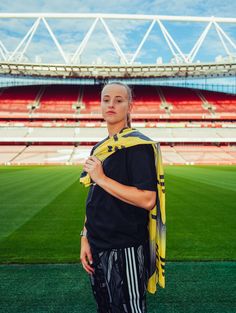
left=101, top=84, right=132, bottom=125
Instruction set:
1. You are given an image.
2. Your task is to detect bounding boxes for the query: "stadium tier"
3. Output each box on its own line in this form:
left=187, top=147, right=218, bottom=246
left=0, top=123, right=235, bottom=165
left=0, top=124, right=235, bottom=140
left=0, top=85, right=236, bottom=119
left=0, top=84, right=235, bottom=165
left=0, top=144, right=235, bottom=165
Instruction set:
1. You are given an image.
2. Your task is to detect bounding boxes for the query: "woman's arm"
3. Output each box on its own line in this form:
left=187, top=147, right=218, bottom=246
left=83, top=155, right=156, bottom=211
left=97, top=174, right=156, bottom=211
left=82, top=215, right=87, bottom=231
left=80, top=214, right=94, bottom=274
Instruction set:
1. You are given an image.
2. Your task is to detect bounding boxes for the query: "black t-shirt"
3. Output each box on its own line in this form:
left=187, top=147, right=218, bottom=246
left=85, top=129, right=157, bottom=251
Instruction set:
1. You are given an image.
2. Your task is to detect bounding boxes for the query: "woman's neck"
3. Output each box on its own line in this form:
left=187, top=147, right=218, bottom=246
left=107, top=124, right=129, bottom=138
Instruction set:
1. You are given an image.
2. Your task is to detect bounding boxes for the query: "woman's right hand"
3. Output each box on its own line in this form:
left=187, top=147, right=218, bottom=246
left=80, top=236, right=95, bottom=275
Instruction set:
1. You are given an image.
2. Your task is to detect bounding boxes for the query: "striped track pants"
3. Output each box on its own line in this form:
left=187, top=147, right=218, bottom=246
left=88, top=239, right=150, bottom=313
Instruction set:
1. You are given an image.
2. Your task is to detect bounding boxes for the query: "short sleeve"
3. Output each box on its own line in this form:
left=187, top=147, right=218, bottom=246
left=126, top=144, right=157, bottom=191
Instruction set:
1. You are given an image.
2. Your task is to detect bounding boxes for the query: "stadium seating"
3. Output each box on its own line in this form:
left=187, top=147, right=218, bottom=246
left=0, top=86, right=39, bottom=114
left=34, top=85, right=80, bottom=115
left=80, top=85, right=103, bottom=114
left=0, top=85, right=236, bottom=120
left=161, top=86, right=206, bottom=115
left=0, top=84, right=235, bottom=165
left=131, top=86, right=164, bottom=114
left=200, top=90, right=236, bottom=114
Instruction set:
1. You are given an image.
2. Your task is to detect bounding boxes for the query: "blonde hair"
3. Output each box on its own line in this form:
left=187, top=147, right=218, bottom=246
left=101, top=81, right=133, bottom=127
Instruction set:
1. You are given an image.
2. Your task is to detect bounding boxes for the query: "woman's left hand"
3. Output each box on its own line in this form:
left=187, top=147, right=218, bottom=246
left=83, top=156, right=106, bottom=184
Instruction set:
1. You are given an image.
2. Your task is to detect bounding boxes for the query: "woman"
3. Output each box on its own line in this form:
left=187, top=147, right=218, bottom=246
left=80, top=82, right=158, bottom=313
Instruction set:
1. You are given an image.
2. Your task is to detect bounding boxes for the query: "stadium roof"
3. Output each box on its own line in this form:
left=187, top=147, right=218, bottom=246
left=0, top=61, right=235, bottom=78
left=0, top=13, right=236, bottom=66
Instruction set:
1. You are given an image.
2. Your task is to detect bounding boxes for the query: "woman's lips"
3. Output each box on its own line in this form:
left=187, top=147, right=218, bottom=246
left=107, top=111, right=116, bottom=114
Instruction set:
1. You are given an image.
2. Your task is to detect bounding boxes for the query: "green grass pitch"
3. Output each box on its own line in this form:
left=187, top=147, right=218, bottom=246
left=0, top=164, right=235, bottom=313
left=0, top=164, right=235, bottom=263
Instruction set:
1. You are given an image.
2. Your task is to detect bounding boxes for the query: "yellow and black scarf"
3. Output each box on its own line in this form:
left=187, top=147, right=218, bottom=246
left=79, top=127, right=166, bottom=294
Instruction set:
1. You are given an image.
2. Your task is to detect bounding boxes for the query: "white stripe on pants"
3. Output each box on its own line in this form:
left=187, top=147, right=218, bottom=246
left=124, top=247, right=143, bottom=313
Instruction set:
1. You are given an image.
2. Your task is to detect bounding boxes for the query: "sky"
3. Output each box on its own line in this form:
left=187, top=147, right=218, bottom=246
left=0, top=0, right=235, bottom=65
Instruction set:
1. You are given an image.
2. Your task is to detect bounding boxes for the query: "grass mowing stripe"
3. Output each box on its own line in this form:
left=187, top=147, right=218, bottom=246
left=190, top=165, right=236, bottom=172
left=0, top=166, right=79, bottom=190
left=0, top=179, right=87, bottom=263
left=0, top=166, right=39, bottom=174
left=165, top=173, right=235, bottom=260
left=164, top=165, right=236, bottom=191
left=0, top=166, right=82, bottom=240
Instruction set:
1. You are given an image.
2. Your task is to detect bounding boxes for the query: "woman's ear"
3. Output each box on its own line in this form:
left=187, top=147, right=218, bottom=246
left=128, top=102, right=133, bottom=113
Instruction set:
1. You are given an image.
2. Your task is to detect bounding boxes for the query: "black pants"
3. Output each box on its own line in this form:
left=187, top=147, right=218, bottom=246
left=88, top=239, right=150, bottom=313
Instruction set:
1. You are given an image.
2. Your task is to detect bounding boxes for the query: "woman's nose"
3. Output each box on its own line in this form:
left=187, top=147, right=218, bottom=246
left=108, top=100, right=115, bottom=107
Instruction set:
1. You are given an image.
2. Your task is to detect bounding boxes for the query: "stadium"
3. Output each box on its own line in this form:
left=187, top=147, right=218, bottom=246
left=0, top=11, right=235, bottom=313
